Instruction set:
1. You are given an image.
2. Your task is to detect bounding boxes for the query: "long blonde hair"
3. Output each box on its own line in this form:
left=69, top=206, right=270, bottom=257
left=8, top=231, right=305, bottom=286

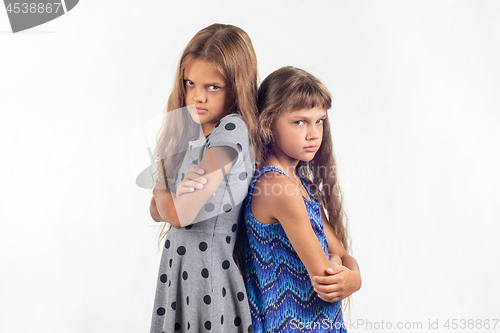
left=153, top=24, right=259, bottom=243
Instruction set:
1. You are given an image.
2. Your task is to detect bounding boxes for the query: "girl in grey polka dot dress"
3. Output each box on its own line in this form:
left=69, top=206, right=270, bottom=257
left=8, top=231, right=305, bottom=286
left=148, top=24, right=259, bottom=333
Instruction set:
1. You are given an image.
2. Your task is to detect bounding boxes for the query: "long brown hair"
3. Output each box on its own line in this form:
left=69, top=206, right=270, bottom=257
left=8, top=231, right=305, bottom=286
left=152, top=24, right=259, bottom=243
left=256, top=66, right=350, bottom=253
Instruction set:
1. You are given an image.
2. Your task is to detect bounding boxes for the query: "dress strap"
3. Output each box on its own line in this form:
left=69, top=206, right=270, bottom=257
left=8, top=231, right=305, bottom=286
left=295, top=170, right=320, bottom=203
left=247, top=166, right=289, bottom=198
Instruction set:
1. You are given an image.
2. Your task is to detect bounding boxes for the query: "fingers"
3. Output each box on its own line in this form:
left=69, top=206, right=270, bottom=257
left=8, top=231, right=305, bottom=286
left=314, top=282, right=339, bottom=294
left=317, top=291, right=343, bottom=303
left=183, top=180, right=205, bottom=190
left=184, top=166, right=206, bottom=181
left=175, top=167, right=208, bottom=197
left=313, top=273, right=342, bottom=285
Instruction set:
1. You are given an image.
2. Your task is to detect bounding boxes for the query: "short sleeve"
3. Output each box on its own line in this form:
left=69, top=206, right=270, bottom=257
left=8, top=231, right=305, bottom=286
left=203, top=113, right=249, bottom=166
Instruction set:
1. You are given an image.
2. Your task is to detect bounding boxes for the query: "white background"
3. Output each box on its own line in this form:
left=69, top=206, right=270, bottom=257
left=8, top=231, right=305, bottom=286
left=1, top=1, right=499, bottom=332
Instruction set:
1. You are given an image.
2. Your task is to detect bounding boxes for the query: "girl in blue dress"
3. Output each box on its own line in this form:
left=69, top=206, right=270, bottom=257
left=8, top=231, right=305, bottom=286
left=244, top=66, right=362, bottom=332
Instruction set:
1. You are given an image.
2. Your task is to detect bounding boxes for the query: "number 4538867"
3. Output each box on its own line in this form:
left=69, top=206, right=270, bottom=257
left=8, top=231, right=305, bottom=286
left=6, top=3, right=62, bottom=14
left=444, top=319, right=498, bottom=330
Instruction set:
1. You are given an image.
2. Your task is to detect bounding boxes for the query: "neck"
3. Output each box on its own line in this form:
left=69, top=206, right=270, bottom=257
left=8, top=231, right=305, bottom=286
left=198, top=122, right=216, bottom=139
left=265, top=146, right=300, bottom=179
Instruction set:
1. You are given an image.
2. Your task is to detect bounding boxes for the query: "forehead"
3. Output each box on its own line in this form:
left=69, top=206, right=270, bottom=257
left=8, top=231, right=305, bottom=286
left=286, top=106, right=327, bottom=118
left=184, top=59, right=225, bottom=84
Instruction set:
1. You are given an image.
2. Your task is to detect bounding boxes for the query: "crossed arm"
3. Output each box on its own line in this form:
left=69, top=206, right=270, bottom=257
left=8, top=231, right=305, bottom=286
left=150, top=146, right=237, bottom=228
left=255, top=173, right=361, bottom=302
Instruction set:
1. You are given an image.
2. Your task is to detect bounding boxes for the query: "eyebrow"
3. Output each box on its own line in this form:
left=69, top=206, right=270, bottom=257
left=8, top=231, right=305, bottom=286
left=183, top=77, right=225, bottom=87
left=289, top=113, right=327, bottom=120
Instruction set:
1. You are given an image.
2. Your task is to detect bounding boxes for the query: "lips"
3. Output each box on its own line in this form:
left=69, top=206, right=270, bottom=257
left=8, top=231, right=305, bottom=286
left=195, top=107, right=208, bottom=114
left=304, top=145, right=317, bottom=152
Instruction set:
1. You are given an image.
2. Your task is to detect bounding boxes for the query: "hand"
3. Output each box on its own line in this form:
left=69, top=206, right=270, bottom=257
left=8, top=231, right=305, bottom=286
left=175, top=166, right=216, bottom=198
left=312, top=265, right=361, bottom=303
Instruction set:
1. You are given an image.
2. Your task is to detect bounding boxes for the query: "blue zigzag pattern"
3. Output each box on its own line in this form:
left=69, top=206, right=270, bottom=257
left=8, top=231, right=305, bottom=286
left=244, top=166, right=347, bottom=332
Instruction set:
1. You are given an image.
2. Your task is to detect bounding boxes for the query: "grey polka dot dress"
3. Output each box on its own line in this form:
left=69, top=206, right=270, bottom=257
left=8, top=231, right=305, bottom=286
left=150, top=114, right=254, bottom=333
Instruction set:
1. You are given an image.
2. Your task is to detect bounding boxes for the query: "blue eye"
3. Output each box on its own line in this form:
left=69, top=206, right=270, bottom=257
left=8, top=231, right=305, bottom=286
left=208, top=85, right=220, bottom=92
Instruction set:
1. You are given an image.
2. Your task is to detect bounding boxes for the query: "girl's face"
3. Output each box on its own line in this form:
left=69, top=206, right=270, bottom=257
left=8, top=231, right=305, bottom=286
left=183, top=59, right=233, bottom=136
left=272, top=106, right=327, bottom=162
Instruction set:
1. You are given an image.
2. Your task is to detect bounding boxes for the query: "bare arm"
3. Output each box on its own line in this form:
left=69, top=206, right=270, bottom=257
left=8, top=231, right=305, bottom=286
left=153, top=146, right=237, bottom=228
left=311, top=210, right=362, bottom=302
left=150, top=196, right=164, bottom=222
left=257, top=174, right=334, bottom=280
left=322, top=211, right=360, bottom=274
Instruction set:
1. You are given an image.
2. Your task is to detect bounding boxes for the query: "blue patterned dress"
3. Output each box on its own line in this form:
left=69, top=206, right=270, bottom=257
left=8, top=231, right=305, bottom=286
left=244, top=166, right=346, bottom=332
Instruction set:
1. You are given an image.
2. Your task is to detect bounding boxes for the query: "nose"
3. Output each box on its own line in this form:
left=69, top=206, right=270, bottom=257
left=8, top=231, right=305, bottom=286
left=193, top=87, right=206, bottom=103
left=306, top=124, right=320, bottom=140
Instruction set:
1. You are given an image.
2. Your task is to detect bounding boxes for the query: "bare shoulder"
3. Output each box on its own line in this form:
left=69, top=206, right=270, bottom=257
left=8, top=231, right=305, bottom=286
left=251, top=171, right=304, bottom=224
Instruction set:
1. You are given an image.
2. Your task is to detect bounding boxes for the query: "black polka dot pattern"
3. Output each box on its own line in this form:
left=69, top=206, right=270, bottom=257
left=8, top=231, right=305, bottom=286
left=203, top=295, right=211, bottom=304
left=186, top=296, right=189, bottom=305
left=231, top=224, right=237, bottom=232
left=237, top=143, right=242, bottom=151
left=225, top=236, right=231, bottom=244
left=156, top=307, right=165, bottom=316
left=204, top=203, right=215, bottom=212
left=248, top=324, right=253, bottom=332
left=175, top=322, right=181, bottom=331
left=182, top=271, right=188, bottom=280
left=165, top=240, right=170, bottom=249
left=221, top=315, right=224, bottom=325
left=177, top=246, right=186, bottom=255
left=222, top=288, right=226, bottom=297
left=237, top=292, right=245, bottom=301
left=184, top=224, right=193, bottom=230
left=225, top=122, right=236, bottom=131
left=223, top=204, right=232, bottom=212
left=192, top=159, right=198, bottom=165
left=169, top=259, right=173, bottom=267
left=199, top=242, right=208, bottom=251
left=160, top=274, right=167, bottom=283
left=222, top=260, right=230, bottom=270
left=204, top=321, right=211, bottom=330
left=215, top=120, right=221, bottom=128
left=234, top=317, right=241, bottom=326
left=239, top=172, right=247, bottom=180
left=171, top=301, right=176, bottom=310
left=201, top=268, right=209, bottom=278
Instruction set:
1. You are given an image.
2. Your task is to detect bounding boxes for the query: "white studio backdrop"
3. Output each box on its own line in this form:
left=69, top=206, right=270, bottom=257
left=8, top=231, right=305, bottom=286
left=1, top=1, right=499, bottom=332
